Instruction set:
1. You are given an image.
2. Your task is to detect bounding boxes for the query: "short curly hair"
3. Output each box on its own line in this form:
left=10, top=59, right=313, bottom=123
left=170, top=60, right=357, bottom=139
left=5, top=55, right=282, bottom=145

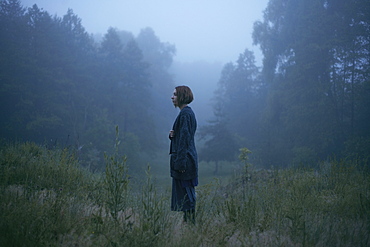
left=175, top=85, right=194, bottom=106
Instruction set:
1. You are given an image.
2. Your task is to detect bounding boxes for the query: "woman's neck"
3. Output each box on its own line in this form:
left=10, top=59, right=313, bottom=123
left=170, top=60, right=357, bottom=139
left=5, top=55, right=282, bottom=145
left=179, top=104, right=188, bottom=110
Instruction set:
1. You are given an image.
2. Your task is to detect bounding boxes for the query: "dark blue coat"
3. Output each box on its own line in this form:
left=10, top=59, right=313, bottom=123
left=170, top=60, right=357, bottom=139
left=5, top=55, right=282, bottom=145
left=169, top=106, right=198, bottom=180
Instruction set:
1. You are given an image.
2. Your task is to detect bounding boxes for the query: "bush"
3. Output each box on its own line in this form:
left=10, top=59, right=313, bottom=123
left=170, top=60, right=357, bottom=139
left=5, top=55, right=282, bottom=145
left=0, top=142, right=369, bottom=246
left=0, top=142, right=97, bottom=246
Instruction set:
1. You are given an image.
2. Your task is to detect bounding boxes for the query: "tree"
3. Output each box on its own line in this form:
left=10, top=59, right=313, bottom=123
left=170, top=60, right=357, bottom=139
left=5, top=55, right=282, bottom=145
left=199, top=110, right=239, bottom=175
left=252, top=0, right=370, bottom=165
left=0, top=0, right=29, bottom=140
left=97, top=27, right=156, bottom=167
left=223, top=50, right=263, bottom=144
left=199, top=49, right=265, bottom=167
left=136, top=27, right=176, bottom=149
left=0, top=1, right=184, bottom=171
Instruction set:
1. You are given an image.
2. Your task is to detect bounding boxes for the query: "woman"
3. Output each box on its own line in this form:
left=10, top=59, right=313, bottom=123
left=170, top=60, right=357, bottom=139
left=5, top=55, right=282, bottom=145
left=169, top=85, right=198, bottom=224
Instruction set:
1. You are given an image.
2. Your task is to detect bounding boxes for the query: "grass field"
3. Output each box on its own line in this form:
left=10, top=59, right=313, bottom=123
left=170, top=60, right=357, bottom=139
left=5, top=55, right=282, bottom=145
left=1, top=142, right=369, bottom=246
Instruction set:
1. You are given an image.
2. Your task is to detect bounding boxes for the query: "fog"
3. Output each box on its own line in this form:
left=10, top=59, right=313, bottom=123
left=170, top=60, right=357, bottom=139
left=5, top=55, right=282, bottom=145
left=20, top=0, right=269, bottom=127
left=20, top=0, right=268, bottom=65
left=5, top=0, right=367, bottom=170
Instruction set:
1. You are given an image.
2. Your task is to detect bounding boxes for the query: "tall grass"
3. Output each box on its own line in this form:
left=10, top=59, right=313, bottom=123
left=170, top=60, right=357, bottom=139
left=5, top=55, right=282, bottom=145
left=0, top=142, right=97, bottom=246
left=1, top=142, right=369, bottom=246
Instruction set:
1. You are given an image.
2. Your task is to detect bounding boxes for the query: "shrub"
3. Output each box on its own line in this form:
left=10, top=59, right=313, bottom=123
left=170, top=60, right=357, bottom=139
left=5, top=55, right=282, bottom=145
left=0, top=141, right=368, bottom=246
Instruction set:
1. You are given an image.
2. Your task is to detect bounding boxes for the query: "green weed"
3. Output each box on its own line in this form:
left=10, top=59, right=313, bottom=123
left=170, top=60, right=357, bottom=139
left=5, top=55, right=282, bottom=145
left=0, top=141, right=368, bottom=246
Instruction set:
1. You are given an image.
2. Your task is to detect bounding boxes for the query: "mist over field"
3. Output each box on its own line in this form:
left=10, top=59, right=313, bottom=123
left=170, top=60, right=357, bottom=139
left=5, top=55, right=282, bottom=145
left=1, top=0, right=369, bottom=171
left=20, top=0, right=267, bottom=64
left=1, top=0, right=370, bottom=246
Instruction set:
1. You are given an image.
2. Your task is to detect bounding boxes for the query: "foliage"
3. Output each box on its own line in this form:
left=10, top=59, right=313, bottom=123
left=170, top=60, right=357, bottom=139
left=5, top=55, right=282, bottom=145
left=1, top=0, right=369, bottom=202
left=0, top=142, right=97, bottom=246
left=1, top=142, right=369, bottom=246
left=0, top=1, right=176, bottom=171
left=137, top=165, right=171, bottom=244
left=202, top=0, right=370, bottom=167
left=136, top=27, right=177, bottom=149
left=253, top=0, right=370, bottom=165
left=239, top=147, right=253, bottom=178
left=102, top=126, right=130, bottom=221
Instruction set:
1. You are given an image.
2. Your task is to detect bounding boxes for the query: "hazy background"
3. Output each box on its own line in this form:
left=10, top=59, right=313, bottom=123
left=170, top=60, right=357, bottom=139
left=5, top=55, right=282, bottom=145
left=20, top=0, right=268, bottom=64
left=2, top=1, right=369, bottom=242
left=3, top=0, right=368, bottom=172
left=20, top=0, right=269, bottom=126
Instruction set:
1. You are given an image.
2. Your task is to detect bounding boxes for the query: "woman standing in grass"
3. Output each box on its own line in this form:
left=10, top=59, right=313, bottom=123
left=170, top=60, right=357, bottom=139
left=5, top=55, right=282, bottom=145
left=169, top=85, right=198, bottom=224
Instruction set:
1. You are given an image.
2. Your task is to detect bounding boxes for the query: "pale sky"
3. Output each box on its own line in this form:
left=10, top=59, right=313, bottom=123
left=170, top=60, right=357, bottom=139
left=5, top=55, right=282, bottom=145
left=20, top=0, right=268, bottom=64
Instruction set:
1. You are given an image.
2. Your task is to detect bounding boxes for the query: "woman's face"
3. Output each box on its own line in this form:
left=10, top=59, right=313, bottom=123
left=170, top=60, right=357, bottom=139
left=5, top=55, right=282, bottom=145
left=171, top=89, right=178, bottom=108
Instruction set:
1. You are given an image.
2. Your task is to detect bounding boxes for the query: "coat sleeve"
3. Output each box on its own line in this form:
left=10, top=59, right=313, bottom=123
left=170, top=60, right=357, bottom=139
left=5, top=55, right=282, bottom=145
left=173, top=113, right=191, bottom=171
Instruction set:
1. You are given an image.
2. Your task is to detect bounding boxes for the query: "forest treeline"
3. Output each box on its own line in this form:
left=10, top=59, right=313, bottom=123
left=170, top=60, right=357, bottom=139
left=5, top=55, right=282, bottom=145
left=0, top=0, right=177, bottom=171
left=200, top=0, right=370, bottom=168
left=1, top=0, right=369, bottom=170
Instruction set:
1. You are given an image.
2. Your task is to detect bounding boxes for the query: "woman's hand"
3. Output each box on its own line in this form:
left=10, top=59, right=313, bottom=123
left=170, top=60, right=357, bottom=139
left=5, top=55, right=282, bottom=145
left=169, top=130, right=175, bottom=138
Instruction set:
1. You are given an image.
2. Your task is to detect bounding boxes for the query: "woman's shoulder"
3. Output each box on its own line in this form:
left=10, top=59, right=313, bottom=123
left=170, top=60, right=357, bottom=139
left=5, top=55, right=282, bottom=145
left=181, top=106, right=193, bottom=112
left=180, top=106, right=195, bottom=116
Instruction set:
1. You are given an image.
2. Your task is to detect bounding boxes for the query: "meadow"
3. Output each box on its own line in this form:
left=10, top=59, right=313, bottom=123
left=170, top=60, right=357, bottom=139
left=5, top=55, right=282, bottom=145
left=1, top=142, right=369, bottom=246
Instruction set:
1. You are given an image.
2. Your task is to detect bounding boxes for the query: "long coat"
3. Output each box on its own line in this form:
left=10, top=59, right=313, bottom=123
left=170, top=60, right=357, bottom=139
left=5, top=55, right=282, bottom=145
left=169, top=106, right=198, bottom=181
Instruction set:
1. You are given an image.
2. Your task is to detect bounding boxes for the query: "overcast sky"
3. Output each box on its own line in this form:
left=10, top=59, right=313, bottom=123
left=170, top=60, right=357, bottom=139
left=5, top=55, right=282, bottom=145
left=20, top=0, right=268, bottom=64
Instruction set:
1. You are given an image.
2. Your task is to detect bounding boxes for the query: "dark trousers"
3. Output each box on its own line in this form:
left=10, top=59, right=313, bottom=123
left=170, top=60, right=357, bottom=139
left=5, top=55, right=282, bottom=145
left=171, top=178, right=196, bottom=211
